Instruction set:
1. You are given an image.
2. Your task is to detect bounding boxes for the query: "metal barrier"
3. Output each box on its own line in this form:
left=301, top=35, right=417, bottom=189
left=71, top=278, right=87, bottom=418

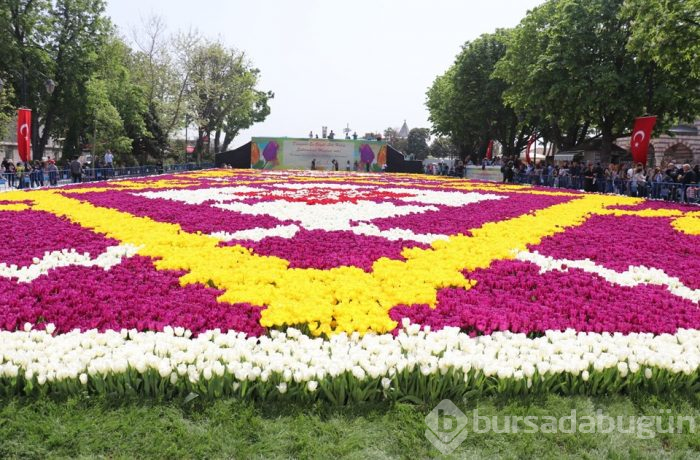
left=511, top=173, right=700, bottom=204
left=1, top=163, right=214, bottom=190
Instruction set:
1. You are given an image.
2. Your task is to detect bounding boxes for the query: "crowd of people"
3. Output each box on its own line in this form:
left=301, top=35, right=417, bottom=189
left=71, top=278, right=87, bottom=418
left=1, top=158, right=61, bottom=189
left=504, top=160, right=699, bottom=202
left=0, top=150, right=157, bottom=190
left=423, top=156, right=700, bottom=204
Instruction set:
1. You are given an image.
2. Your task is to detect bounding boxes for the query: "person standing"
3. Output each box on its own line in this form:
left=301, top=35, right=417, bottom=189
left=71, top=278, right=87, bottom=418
left=15, top=162, right=25, bottom=189
left=104, top=149, right=114, bottom=167
left=346, top=160, right=351, bottom=171
left=679, top=164, right=697, bottom=203
left=70, top=158, right=82, bottom=183
left=48, top=160, right=58, bottom=186
left=1, top=158, right=11, bottom=188
left=104, top=149, right=114, bottom=178
left=310, top=158, right=316, bottom=171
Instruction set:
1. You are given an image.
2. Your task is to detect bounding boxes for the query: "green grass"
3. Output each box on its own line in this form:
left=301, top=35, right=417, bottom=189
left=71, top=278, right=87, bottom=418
left=1, top=394, right=700, bottom=459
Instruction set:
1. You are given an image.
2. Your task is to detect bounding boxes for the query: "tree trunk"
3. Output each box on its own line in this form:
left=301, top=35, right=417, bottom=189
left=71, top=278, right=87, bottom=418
left=222, top=129, right=239, bottom=152
left=36, top=104, right=55, bottom=161
left=214, top=128, right=221, bottom=153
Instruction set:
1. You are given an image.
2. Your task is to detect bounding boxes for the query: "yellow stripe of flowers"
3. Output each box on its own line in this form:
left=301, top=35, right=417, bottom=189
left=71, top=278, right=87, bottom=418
left=672, top=212, right=700, bottom=235
left=21, top=190, right=641, bottom=335
left=0, top=203, right=31, bottom=211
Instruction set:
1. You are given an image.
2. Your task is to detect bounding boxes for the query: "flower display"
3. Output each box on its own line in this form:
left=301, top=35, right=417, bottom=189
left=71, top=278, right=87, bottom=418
left=0, top=169, right=698, bottom=400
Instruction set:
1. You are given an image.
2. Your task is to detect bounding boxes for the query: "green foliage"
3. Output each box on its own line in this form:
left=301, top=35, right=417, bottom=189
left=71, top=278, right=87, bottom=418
left=494, top=0, right=700, bottom=154
left=625, top=0, right=700, bottom=80
left=429, top=136, right=459, bottom=159
left=185, top=40, right=272, bottom=155
left=405, top=127, right=431, bottom=160
left=427, top=30, right=532, bottom=160
left=0, top=7, right=271, bottom=164
left=431, top=0, right=700, bottom=159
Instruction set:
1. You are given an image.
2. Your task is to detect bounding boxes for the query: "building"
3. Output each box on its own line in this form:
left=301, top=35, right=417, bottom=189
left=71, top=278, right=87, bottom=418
left=1, top=121, right=62, bottom=162
left=617, top=120, right=700, bottom=166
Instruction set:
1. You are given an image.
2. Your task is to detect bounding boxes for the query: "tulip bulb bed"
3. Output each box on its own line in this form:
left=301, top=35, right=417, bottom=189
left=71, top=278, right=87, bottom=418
left=1, top=169, right=699, bottom=401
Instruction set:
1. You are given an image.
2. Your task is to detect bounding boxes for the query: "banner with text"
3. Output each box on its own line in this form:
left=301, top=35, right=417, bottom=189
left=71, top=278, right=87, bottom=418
left=251, top=137, right=387, bottom=171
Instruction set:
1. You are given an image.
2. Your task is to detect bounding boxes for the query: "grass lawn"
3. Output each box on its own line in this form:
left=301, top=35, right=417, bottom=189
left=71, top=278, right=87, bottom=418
left=1, top=393, right=700, bottom=459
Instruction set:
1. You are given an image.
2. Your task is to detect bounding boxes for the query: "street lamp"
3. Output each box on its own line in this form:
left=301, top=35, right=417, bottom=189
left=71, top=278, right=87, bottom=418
left=44, top=79, right=56, bottom=95
left=0, top=75, right=56, bottom=103
left=185, top=114, right=192, bottom=163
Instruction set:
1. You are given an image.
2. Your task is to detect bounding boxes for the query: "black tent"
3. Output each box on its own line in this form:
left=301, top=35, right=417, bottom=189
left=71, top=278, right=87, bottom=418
left=215, top=142, right=253, bottom=168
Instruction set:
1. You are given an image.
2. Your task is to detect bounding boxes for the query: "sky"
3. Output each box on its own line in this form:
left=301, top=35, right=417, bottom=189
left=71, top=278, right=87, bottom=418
left=105, top=0, right=544, bottom=148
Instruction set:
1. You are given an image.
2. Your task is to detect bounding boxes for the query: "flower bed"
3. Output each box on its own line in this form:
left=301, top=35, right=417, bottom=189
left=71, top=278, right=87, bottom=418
left=0, top=169, right=698, bottom=401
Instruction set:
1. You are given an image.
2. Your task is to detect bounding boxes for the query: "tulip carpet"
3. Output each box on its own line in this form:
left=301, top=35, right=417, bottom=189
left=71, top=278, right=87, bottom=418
left=0, top=169, right=699, bottom=400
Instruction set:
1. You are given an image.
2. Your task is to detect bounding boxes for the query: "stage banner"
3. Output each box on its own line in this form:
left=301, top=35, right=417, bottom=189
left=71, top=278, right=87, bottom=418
left=251, top=137, right=387, bottom=171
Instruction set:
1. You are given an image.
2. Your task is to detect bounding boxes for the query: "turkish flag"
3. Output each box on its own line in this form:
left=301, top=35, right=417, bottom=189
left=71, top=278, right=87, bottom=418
left=525, top=134, right=536, bottom=163
left=630, top=116, right=656, bottom=164
left=17, top=109, right=32, bottom=162
left=485, top=140, right=493, bottom=160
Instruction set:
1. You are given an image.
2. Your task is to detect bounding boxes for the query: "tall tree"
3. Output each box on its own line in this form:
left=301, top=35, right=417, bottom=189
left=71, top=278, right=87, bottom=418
left=42, top=0, right=110, bottom=160
left=0, top=0, right=54, bottom=160
left=427, top=31, right=532, bottom=160
left=495, top=0, right=700, bottom=157
left=86, top=35, right=148, bottom=163
left=405, top=128, right=431, bottom=160
left=130, top=19, right=200, bottom=160
left=185, top=40, right=271, bottom=157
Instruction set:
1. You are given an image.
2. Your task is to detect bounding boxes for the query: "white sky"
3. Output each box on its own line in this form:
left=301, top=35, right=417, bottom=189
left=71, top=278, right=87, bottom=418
left=105, top=0, right=544, bottom=148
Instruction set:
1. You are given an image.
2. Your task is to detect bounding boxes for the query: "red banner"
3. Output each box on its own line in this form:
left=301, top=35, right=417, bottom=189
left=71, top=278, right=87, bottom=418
left=485, top=140, right=493, bottom=160
left=525, top=134, right=536, bottom=163
left=17, top=109, right=32, bottom=162
left=630, top=116, right=657, bottom=164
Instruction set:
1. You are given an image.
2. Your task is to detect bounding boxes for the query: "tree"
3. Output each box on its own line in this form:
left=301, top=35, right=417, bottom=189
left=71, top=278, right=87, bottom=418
left=1, top=0, right=53, bottom=160
left=86, top=35, right=148, bottom=162
left=130, top=19, right=201, bottom=160
left=495, top=0, right=700, bottom=157
left=219, top=88, right=273, bottom=152
left=405, top=128, right=430, bottom=160
left=429, top=136, right=458, bottom=159
left=185, top=40, right=272, bottom=157
left=42, top=0, right=111, bottom=160
left=383, top=127, right=408, bottom=152
left=625, top=0, right=700, bottom=80
left=426, top=31, right=532, bottom=161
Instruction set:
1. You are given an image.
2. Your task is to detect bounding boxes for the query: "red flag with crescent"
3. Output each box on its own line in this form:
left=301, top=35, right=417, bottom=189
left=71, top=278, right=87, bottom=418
left=525, top=134, right=536, bottom=163
left=485, top=140, right=493, bottom=160
left=17, top=108, right=32, bottom=162
left=630, top=116, right=656, bottom=164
